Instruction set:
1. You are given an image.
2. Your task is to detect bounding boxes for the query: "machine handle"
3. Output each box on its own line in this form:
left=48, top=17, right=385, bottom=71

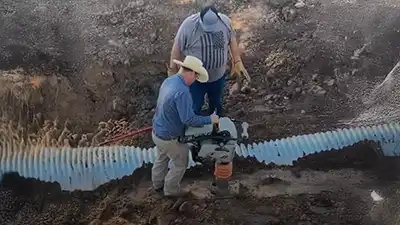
left=212, top=123, right=219, bottom=133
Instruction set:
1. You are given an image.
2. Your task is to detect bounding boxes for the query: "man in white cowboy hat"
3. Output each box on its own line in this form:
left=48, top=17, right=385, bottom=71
left=167, top=3, right=250, bottom=116
left=151, top=55, right=220, bottom=197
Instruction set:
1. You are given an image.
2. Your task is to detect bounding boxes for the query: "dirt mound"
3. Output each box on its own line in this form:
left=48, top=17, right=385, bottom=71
left=1, top=0, right=399, bottom=137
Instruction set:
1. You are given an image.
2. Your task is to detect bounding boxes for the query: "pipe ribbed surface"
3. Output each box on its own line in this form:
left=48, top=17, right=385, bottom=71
left=1, top=123, right=400, bottom=191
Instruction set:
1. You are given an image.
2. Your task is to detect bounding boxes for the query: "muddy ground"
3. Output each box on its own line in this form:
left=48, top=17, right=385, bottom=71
left=1, top=0, right=400, bottom=224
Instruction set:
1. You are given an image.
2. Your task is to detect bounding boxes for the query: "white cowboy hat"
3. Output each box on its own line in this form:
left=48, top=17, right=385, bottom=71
left=173, top=56, right=209, bottom=83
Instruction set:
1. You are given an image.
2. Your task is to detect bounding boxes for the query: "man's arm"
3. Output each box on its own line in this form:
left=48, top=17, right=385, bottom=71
left=175, top=91, right=211, bottom=127
left=229, top=35, right=242, bottom=63
left=221, top=14, right=251, bottom=82
left=169, top=19, right=190, bottom=73
left=169, top=42, right=182, bottom=72
left=222, top=15, right=241, bottom=63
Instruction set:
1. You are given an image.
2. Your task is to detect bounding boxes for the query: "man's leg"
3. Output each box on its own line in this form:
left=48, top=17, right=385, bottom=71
left=207, top=74, right=227, bottom=116
left=163, top=141, right=189, bottom=196
left=189, top=81, right=207, bottom=115
left=151, top=133, right=170, bottom=191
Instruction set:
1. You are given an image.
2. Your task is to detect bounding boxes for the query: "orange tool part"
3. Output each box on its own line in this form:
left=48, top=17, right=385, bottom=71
left=214, top=162, right=233, bottom=180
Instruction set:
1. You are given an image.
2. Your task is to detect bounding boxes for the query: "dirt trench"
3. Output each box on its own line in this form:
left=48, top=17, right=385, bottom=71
left=1, top=142, right=400, bottom=225
left=1, top=0, right=400, bottom=224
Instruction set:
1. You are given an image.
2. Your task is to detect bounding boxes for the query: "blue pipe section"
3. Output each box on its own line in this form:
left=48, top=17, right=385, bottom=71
left=1, top=122, right=400, bottom=191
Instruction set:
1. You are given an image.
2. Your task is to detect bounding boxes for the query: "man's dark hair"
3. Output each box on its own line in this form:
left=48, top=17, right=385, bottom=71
left=200, top=4, right=220, bottom=21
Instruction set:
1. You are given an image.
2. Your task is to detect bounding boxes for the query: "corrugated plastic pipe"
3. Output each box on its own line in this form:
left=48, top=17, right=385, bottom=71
left=1, top=123, right=400, bottom=191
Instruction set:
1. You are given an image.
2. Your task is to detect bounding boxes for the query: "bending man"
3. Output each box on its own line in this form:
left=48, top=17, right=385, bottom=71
left=168, top=4, right=250, bottom=116
left=152, top=55, right=219, bottom=197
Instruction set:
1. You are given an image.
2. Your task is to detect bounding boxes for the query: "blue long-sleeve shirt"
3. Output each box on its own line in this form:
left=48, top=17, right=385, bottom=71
left=152, top=74, right=212, bottom=140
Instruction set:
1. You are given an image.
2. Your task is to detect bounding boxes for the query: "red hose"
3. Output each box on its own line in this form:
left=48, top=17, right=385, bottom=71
left=98, top=126, right=153, bottom=146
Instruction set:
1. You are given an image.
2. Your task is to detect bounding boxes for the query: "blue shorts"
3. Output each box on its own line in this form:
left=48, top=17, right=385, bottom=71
left=189, top=74, right=227, bottom=116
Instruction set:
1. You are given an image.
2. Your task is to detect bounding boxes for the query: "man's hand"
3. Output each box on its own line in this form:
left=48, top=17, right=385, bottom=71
left=210, top=114, right=219, bottom=124
left=230, top=60, right=251, bottom=83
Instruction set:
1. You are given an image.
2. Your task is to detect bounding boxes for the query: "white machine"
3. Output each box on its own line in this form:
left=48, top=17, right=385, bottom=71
left=180, top=117, right=249, bottom=165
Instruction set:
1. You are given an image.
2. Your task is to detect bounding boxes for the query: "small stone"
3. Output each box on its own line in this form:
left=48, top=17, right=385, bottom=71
left=89, top=219, right=102, bottom=225
left=123, top=59, right=130, bottom=66
left=300, top=214, right=308, bottom=220
left=240, top=85, right=251, bottom=94
left=150, top=32, right=157, bottom=42
left=294, top=0, right=306, bottom=8
left=295, top=87, right=302, bottom=93
left=266, top=68, right=276, bottom=77
left=178, top=201, right=192, bottom=214
left=301, top=109, right=306, bottom=114
left=312, top=73, right=319, bottom=81
left=229, top=82, right=240, bottom=95
left=311, top=85, right=326, bottom=96
left=326, top=79, right=335, bottom=86
left=229, top=180, right=241, bottom=195
left=110, top=17, right=119, bottom=25
left=282, top=6, right=297, bottom=21
left=266, top=94, right=274, bottom=100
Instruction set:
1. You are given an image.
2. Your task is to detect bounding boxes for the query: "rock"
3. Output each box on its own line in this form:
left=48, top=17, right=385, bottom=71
left=150, top=32, right=157, bottom=42
left=351, top=44, right=367, bottom=60
left=294, top=0, right=306, bottom=8
left=325, top=79, right=335, bottom=86
left=265, top=94, right=274, bottom=101
left=240, top=81, right=251, bottom=94
left=178, top=201, right=193, bottom=214
left=110, top=16, right=119, bottom=25
left=266, top=68, right=276, bottom=77
left=301, top=109, right=306, bottom=114
left=311, top=85, right=326, bottom=96
left=282, top=6, right=297, bottom=21
left=311, top=73, right=319, bottom=81
left=229, top=82, right=240, bottom=95
left=89, top=219, right=102, bottom=225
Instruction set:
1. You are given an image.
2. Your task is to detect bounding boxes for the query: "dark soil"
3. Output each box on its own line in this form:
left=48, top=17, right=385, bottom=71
left=1, top=0, right=400, bottom=224
left=1, top=142, right=399, bottom=225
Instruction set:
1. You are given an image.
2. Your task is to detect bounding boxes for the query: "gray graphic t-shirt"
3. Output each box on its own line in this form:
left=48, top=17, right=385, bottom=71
left=174, top=12, right=235, bottom=83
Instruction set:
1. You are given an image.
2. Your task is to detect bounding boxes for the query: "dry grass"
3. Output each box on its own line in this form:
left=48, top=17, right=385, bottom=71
left=0, top=68, right=139, bottom=150
left=0, top=116, right=136, bottom=150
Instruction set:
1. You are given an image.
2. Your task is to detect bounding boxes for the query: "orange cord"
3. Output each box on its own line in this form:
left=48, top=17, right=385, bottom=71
left=214, top=162, right=233, bottom=179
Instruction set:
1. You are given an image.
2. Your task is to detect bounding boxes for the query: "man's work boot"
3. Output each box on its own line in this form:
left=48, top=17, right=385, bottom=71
left=147, top=186, right=164, bottom=198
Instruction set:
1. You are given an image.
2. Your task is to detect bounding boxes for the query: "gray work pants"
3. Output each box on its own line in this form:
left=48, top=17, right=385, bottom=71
left=151, top=132, right=189, bottom=196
